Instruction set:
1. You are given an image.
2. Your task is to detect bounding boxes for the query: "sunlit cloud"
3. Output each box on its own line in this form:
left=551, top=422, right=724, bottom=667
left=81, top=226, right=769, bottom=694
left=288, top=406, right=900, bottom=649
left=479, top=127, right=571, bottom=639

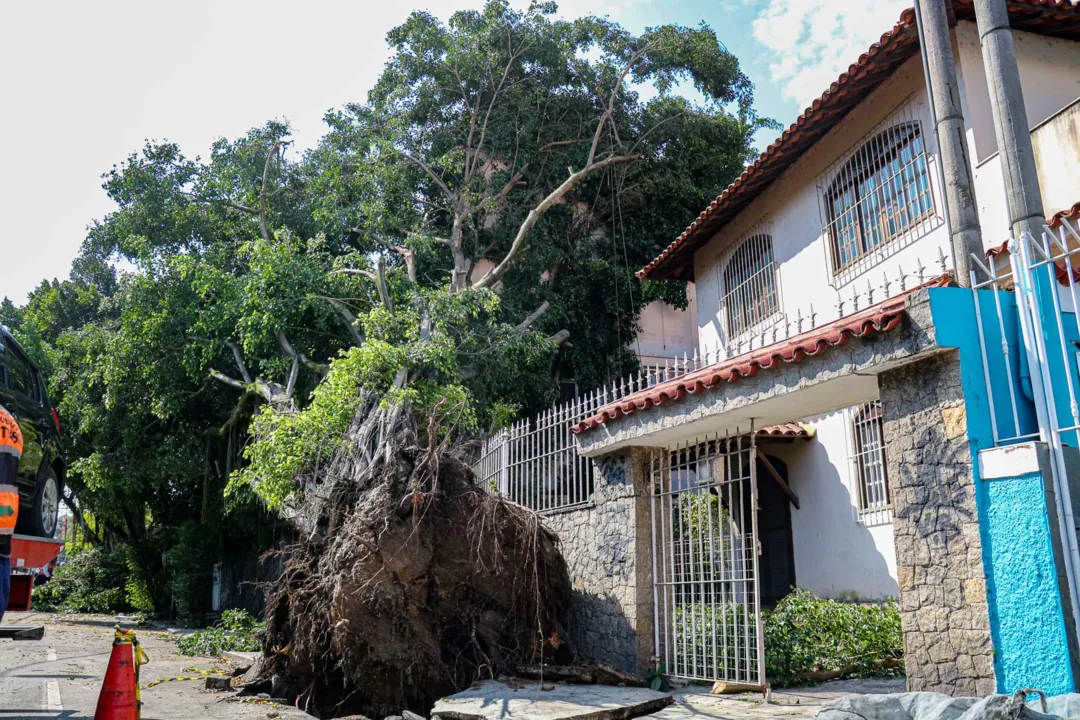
left=750, top=0, right=910, bottom=112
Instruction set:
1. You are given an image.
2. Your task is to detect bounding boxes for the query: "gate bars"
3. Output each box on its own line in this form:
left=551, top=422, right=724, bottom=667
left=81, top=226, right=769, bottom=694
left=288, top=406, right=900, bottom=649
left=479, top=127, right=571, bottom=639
left=649, top=428, right=765, bottom=688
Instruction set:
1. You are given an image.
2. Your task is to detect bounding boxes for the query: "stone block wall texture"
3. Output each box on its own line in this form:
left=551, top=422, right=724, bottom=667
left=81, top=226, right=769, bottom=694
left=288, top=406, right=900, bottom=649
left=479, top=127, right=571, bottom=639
left=542, top=449, right=653, bottom=673
left=879, top=351, right=996, bottom=696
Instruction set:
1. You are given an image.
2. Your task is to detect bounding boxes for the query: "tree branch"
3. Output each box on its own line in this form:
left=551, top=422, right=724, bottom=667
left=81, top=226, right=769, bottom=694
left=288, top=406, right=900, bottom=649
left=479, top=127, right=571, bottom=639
left=586, top=45, right=654, bottom=168
left=209, top=370, right=247, bottom=391
left=331, top=268, right=376, bottom=279
left=472, top=154, right=640, bottom=290
left=516, top=301, right=550, bottom=331
left=402, top=152, right=457, bottom=209
left=319, top=296, right=365, bottom=346
left=224, top=340, right=253, bottom=384
left=374, top=255, right=394, bottom=313
left=277, top=331, right=301, bottom=398
left=392, top=246, right=418, bottom=284
left=259, top=141, right=282, bottom=243
left=548, top=329, right=570, bottom=346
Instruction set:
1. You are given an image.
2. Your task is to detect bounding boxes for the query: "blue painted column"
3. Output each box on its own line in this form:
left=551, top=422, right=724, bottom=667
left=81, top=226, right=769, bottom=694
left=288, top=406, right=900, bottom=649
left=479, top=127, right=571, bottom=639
left=930, top=287, right=1076, bottom=694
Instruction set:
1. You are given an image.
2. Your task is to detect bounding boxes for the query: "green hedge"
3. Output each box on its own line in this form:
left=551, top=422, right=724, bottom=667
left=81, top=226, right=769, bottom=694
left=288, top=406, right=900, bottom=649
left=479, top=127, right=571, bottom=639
left=672, top=588, right=903, bottom=685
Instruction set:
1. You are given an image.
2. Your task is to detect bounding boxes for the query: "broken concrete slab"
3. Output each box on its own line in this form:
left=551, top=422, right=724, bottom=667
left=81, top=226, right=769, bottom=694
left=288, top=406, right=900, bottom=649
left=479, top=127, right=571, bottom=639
left=224, top=650, right=260, bottom=665
left=431, top=680, right=672, bottom=720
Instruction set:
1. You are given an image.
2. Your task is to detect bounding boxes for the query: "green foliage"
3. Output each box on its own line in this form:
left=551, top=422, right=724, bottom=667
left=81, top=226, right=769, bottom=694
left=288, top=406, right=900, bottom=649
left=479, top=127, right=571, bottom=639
left=176, top=609, right=264, bottom=657
left=763, top=588, right=903, bottom=684
left=644, top=664, right=671, bottom=692
left=5, top=0, right=769, bottom=618
left=673, top=589, right=903, bottom=686
left=32, top=546, right=130, bottom=614
left=234, top=346, right=370, bottom=510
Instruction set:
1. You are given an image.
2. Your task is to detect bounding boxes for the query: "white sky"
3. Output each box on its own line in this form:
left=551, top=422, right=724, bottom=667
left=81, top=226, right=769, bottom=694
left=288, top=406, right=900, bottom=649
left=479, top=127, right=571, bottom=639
left=0, top=0, right=910, bottom=304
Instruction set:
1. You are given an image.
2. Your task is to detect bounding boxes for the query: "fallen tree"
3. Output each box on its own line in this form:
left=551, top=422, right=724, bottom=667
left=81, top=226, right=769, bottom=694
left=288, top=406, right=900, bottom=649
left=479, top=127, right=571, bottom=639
left=252, top=395, right=572, bottom=718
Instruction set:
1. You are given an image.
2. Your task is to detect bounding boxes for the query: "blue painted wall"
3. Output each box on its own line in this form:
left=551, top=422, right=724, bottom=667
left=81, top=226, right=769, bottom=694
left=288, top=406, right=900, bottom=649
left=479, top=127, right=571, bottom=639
left=984, top=471, right=1074, bottom=695
left=929, top=287, right=1074, bottom=695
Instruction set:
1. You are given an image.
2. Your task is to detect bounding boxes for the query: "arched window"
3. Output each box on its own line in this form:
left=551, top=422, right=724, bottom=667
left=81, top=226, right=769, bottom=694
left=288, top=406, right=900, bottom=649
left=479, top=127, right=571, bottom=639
left=850, top=401, right=890, bottom=514
left=825, top=122, right=934, bottom=272
left=722, top=232, right=778, bottom=338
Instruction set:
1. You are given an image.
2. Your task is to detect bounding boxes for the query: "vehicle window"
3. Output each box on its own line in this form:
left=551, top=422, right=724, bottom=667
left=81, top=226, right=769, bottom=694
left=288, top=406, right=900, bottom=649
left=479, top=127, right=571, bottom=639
left=6, top=345, right=37, bottom=403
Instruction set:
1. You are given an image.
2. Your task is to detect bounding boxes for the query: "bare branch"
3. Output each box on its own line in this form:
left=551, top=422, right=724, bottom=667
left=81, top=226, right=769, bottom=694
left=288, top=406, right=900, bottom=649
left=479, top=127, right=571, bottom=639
left=181, top=193, right=259, bottom=215
left=259, top=141, right=282, bottom=243
left=586, top=45, right=655, bottom=168
left=473, top=154, right=640, bottom=290
left=224, top=340, right=253, bottom=384
left=374, top=255, right=394, bottom=313
left=391, top=246, right=418, bottom=284
left=331, top=268, right=376, bottom=280
left=209, top=370, right=247, bottom=391
left=319, top=296, right=365, bottom=346
left=402, top=152, right=457, bottom=209
left=537, top=138, right=590, bottom=153
left=548, top=329, right=570, bottom=346
left=277, top=332, right=301, bottom=398
left=516, top=301, right=550, bottom=331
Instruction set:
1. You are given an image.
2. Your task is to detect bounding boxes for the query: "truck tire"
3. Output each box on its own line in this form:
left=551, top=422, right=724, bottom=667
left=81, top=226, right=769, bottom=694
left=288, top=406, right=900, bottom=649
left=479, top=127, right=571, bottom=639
left=25, top=467, right=60, bottom=538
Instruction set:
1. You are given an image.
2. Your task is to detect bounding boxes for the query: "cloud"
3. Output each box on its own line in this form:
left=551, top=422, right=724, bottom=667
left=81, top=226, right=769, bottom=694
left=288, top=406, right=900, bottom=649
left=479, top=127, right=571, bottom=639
left=750, top=0, right=910, bottom=112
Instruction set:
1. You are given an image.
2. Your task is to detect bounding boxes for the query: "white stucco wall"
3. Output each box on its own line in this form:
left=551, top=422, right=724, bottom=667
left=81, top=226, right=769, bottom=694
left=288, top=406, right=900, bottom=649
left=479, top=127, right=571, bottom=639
left=957, top=20, right=1080, bottom=166
left=636, top=283, right=698, bottom=365
left=769, top=410, right=900, bottom=601
left=692, top=55, right=953, bottom=362
left=957, top=20, right=1080, bottom=245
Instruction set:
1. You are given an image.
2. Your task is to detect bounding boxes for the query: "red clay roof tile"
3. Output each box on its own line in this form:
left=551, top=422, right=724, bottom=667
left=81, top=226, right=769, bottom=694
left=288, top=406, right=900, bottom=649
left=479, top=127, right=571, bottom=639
left=572, top=273, right=953, bottom=435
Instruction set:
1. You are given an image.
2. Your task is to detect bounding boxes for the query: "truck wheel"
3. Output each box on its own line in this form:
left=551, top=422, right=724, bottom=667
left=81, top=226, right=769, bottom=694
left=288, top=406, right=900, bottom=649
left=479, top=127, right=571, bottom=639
left=26, top=467, right=60, bottom=538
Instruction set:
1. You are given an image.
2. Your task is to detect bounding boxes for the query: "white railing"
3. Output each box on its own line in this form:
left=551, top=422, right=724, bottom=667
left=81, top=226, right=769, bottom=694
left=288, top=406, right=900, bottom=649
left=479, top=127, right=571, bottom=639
left=473, top=361, right=701, bottom=513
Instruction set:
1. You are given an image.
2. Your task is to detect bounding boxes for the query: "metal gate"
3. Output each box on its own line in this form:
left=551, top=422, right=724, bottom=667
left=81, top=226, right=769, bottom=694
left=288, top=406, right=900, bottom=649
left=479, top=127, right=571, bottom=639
left=649, top=429, right=765, bottom=688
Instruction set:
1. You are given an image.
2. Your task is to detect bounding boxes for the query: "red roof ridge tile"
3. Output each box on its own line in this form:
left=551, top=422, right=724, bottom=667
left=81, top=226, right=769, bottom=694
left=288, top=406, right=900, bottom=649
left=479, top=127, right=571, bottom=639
left=572, top=273, right=953, bottom=435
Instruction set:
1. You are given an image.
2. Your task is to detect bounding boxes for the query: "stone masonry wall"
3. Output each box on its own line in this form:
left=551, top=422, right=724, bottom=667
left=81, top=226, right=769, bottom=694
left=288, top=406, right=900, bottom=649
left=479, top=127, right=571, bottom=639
left=879, top=351, right=996, bottom=696
left=542, top=449, right=652, bottom=673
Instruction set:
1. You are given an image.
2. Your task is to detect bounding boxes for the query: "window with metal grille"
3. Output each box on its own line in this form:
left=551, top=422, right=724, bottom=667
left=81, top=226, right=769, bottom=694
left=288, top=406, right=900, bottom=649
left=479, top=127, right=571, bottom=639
left=849, top=401, right=891, bottom=519
left=824, top=121, right=934, bottom=273
left=720, top=232, right=779, bottom=338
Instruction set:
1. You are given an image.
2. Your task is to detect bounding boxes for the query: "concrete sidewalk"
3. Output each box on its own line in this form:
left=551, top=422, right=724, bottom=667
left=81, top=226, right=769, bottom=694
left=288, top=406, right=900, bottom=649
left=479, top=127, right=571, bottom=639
left=653, top=678, right=906, bottom=720
left=0, top=611, right=310, bottom=719
left=433, top=676, right=906, bottom=720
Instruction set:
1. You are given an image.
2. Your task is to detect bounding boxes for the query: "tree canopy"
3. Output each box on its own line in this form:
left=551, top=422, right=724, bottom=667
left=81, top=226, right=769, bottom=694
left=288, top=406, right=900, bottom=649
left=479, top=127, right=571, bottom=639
left=3, top=0, right=769, bottom=618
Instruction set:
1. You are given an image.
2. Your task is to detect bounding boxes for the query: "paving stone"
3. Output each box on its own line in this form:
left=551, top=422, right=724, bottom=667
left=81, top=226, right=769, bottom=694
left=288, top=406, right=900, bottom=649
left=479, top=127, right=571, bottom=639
left=431, top=680, right=671, bottom=720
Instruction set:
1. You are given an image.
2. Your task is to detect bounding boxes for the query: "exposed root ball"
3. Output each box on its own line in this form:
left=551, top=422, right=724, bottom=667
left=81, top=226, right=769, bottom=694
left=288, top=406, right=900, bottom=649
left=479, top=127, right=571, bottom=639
left=258, top=395, right=572, bottom=718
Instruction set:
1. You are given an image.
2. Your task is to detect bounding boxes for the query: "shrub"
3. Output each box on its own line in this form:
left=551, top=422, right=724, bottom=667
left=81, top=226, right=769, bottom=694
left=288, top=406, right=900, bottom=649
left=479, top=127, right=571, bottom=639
left=672, top=588, right=903, bottom=686
left=32, top=546, right=129, bottom=613
left=763, top=588, right=903, bottom=684
left=177, top=609, right=264, bottom=657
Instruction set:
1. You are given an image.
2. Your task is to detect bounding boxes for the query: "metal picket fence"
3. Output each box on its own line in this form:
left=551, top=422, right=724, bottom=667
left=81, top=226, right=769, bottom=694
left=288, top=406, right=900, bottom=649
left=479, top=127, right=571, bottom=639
left=473, top=361, right=694, bottom=513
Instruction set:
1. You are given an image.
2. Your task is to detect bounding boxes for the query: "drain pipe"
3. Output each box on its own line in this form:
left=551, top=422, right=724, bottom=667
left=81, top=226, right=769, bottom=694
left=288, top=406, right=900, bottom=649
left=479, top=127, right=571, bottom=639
left=913, top=0, right=983, bottom=287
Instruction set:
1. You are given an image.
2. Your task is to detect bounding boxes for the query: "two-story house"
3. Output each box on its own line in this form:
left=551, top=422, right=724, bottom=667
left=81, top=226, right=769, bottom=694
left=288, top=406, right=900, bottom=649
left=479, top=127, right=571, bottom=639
left=566, top=0, right=1080, bottom=697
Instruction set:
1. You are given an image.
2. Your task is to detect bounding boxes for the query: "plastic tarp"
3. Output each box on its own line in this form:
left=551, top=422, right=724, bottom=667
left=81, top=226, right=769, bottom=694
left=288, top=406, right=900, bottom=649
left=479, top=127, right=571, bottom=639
left=818, top=692, right=1080, bottom=720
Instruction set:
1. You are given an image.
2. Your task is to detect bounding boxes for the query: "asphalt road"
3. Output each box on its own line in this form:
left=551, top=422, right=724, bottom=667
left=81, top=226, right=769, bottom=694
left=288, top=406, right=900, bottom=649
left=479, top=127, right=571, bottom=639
left=0, top=611, right=312, bottom=719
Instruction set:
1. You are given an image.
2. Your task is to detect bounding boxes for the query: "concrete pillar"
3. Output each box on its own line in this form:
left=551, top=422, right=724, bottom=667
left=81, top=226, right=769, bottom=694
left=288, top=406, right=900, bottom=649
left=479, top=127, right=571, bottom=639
left=879, top=351, right=996, bottom=696
left=914, top=0, right=983, bottom=286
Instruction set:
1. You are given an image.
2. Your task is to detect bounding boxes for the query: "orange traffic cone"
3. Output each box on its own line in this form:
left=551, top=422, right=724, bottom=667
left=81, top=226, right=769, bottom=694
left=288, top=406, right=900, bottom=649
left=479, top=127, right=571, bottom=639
left=94, top=627, right=149, bottom=720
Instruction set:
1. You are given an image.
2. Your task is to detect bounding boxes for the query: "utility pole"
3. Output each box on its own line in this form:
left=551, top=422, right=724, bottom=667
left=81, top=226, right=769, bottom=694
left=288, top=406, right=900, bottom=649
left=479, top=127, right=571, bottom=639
left=913, top=0, right=983, bottom=287
left=972, top=0, right=1046, bottom=239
